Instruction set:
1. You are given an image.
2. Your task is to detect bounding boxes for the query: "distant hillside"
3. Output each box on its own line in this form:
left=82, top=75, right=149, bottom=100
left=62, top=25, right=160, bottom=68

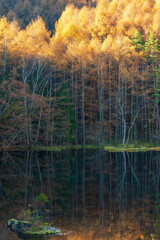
left=0, top=0, right=97, bottom=29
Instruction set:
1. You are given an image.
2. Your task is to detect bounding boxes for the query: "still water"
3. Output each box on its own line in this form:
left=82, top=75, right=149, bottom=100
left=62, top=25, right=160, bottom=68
left=0, top=150, right=160, bottom=240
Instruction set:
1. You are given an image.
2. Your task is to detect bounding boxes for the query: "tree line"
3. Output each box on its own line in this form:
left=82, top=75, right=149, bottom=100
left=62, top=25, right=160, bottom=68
left=0, top=0, right=96, bottom=29
left=0, top=0, right=160, bottom=147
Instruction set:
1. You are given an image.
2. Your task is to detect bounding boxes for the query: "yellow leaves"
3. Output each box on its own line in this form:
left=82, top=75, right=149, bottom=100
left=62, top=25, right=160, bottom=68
left=0, top=16, right=9, bottom=33
left=101, top=35, right=113, bottom=52
left=10, top=20, right=20, bottom=35
left=54, top=4, right=94, bottom=62
left=24, top=16, right=50, bottom=56
left=92, top=0, right=112, bottom=39
left=0, top=17, right=20, bottom=54
left=153, top=12, right=160, bottom=33
left=89, top=38, right=102, bottom=54
left=54, top=5, right=79, bottom=45
left=55, top=4, right=92, bottom=45
left=141, top=0, right=154, bottom=13
left=134, top=15, right=142, bottom=28
left=108, top=0, right=118, bottom=14
left=15, top=16, right=50, bottom=58
left=0, top=16, right=52, bottom=60
left=62, top=22, right=80, bottom=42
left=0, top=17, right=10, bottom=43
left=26, top=17, right=50, bottom=40
left=55, top=5, right=76, bottom=37
left=78, top=6, right=93, bottom=40
left=1, top=0, right=160, bottom=64
left=48, top=0, right=160, bottom=62
left=154, top=0, right=160, bottom=9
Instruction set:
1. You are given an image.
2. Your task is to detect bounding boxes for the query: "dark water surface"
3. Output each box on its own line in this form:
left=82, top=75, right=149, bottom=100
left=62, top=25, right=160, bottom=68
left=0, top=150, right=160, bottom=240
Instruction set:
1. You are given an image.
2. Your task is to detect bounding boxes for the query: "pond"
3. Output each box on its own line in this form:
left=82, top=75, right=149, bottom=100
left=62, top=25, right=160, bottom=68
left=0, top=150, right=160, bottom=240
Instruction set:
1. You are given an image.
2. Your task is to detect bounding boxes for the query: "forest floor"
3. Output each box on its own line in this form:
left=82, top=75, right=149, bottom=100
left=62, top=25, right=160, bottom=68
left=0, top=144, right=160, bottom=152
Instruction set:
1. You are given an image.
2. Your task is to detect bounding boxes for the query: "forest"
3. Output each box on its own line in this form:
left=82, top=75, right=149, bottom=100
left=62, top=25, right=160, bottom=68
left=0, top=0, right=160, bottom=148
left=0, top=0, right=96, bottom=29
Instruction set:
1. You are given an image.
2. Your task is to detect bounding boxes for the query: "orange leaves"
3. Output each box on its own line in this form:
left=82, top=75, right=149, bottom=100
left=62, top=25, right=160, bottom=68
left=54, top=5, right=76, bottom=41
left=50, top=0, right=160, bottom=63
left=0, top=16, right=9, bottom=35
left=0, top=17, right=18, bottom=48
left=62, top=22, right=80, bottom=42
left=1, top=0, right=160, bottom=63
left=0, top=16, right=51, bottom=60
left=55, top=5, right=92, bottom=45
left=19, top=16, right=51, bottom=57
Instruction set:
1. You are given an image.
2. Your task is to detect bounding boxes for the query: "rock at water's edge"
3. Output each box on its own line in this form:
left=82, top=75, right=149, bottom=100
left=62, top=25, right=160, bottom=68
left=7, top=219, right=61, bottom=236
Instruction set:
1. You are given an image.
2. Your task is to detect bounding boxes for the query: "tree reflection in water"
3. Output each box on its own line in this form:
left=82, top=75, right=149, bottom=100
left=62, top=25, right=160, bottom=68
left=0, top=150, right=160, bottom=239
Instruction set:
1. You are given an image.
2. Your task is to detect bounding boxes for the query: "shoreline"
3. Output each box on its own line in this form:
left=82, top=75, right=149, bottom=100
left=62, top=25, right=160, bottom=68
left=0, top=144, right=160, bottom=152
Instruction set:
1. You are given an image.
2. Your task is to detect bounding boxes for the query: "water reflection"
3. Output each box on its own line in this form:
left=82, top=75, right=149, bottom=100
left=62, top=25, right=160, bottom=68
left=0, top=150, right=160, bottom=239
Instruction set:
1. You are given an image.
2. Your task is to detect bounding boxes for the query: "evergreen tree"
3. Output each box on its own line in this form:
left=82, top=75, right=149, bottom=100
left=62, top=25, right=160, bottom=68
left=144, top=32, right=159, bottom=61
left=130, top=30, right=145, bottom=52
left=54, top=83, right=75, bottom=144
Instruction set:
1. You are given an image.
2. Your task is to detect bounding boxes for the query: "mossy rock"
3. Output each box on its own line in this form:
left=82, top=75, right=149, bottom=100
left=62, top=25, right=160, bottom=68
left=24, top=226, right=61, bottom=235
left=7, top=219, right=61, bottom=238
left=7, top=219, right=32, bottom=231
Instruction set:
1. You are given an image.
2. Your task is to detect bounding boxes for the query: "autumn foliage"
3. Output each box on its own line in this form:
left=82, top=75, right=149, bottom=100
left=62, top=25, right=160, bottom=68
left=0, top=0, right=160, bottom=146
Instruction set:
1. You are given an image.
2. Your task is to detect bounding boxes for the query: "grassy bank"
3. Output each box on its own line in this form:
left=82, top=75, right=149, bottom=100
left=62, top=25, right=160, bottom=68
left=104, top=145, right=160, bottom=152
left=0, top=144, right=160, bottom=152
left=33, top=144, right=160, bottom=152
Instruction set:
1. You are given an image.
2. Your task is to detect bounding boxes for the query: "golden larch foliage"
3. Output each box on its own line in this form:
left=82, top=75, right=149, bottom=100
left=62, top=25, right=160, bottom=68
left=1, top=0, right=160, bottom=62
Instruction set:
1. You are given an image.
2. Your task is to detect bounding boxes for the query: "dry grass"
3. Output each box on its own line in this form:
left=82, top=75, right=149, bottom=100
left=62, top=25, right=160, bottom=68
left=64, top=228, right=145, bottom=240
left=51, top=210, right=152, bottom=240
